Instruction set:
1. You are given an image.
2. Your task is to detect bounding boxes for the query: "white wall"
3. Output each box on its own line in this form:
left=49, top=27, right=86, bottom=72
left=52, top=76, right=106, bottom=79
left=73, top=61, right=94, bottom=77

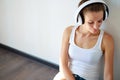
left=0, top=0, right=77, bottom=64
left=0, top=0, right=120, bottom=79
left=105, top=0, right=120, bottom=80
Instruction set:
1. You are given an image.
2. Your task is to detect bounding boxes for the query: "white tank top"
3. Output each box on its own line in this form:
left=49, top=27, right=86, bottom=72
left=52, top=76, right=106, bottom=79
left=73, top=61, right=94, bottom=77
left=69, top=26, right=104, bottom=80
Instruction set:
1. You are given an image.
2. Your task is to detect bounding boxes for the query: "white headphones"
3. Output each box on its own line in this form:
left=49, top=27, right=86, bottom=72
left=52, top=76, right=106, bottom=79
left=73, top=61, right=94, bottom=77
left=74, top=0, right=109, bottom=25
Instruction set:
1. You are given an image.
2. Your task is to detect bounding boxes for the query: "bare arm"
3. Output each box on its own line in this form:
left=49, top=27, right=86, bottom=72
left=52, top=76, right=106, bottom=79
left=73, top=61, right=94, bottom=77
left=103, top=33, right=114, bottom=80
left=59, top=26, right=75, bottom=80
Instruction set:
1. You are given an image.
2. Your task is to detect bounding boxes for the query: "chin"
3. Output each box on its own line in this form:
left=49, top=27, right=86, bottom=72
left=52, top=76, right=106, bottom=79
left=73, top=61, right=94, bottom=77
left=91, top=30, right=99, bottom=34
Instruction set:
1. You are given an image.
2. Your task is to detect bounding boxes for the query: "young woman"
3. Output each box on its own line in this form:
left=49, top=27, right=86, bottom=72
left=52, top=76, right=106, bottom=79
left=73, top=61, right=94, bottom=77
left=53, top=0, right=114, bottom=80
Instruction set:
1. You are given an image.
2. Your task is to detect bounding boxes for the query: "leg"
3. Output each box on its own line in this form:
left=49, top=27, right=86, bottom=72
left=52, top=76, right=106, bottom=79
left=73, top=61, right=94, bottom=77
left=53, top=72, right=66, bottom=80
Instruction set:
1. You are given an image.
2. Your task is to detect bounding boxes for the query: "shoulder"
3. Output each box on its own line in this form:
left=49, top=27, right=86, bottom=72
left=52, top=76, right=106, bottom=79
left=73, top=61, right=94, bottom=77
left=62, top=25, right=74, bottom=38
left=102, top=31, right=114, bottom=51
left=103, top=32, right=114, bottom=44
left=63, top=25, right=74, bottom=34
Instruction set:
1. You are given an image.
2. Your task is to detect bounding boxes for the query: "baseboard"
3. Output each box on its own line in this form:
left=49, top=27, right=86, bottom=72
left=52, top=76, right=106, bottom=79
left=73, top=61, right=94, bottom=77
left=0, top=43, right=59, bottom=70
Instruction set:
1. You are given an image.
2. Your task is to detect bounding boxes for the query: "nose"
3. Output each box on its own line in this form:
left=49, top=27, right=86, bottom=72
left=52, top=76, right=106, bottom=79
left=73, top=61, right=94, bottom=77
left=93, top=22, right=100, bottom=29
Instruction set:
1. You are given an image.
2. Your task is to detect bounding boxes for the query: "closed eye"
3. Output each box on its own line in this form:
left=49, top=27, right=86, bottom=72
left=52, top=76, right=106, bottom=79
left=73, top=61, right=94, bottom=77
left=88, top=22, right=94, bottom=24
left=98, top=20, right=102, bottom=23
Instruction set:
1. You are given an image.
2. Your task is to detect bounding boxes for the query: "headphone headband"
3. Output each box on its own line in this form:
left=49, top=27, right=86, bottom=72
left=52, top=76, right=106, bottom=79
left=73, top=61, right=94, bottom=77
left=74, top=0, right=109, bottom=25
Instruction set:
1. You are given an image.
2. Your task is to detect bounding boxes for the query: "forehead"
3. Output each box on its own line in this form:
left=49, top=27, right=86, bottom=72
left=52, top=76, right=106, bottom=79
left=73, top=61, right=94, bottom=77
left=84, top=11, right=103, bottom=21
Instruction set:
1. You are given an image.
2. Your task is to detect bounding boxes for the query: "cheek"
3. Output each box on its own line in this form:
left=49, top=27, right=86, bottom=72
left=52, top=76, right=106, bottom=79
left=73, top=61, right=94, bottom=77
left=99, top=23, right=102, bottom=26
left=87, top=24, right=93, bottom=29
left=85, top=24, right=93, bottom=31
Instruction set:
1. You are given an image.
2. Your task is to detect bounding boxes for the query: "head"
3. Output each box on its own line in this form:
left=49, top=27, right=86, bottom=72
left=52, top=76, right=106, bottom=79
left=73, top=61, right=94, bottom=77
left=75, top=0, right=109, bottom=33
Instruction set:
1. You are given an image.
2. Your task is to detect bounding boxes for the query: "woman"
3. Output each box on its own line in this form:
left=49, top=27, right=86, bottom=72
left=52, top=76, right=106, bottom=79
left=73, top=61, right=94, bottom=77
left=53, top=0, right=114, bottom=80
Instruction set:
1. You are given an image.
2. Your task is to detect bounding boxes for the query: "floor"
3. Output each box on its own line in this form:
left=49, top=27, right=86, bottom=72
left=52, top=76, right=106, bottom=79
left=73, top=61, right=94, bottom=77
left=0, top=47, right=58, bottom=80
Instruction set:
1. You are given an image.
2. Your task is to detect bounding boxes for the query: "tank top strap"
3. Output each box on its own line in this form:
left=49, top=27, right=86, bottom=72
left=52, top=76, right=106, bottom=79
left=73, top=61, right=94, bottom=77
left=69, top=26, right=78, bottom=44
left=95, top=30, right=104, bottom=50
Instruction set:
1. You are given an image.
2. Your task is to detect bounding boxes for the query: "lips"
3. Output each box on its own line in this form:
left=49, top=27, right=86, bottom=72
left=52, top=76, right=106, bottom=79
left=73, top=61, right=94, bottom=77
left=92, top=29, right=99, bottom=33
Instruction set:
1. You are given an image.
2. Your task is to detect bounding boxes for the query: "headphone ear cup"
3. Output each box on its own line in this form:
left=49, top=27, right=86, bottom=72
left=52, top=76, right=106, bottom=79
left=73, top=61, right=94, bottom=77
left=103, top=11, right=106, bottom=20
left=76, top=14, right=82, bottom=25
left=103, top=10, right=108, bottom=20
left=105, top=10, right=108, bottom=20
left=104, top=5, right=109, bottom=20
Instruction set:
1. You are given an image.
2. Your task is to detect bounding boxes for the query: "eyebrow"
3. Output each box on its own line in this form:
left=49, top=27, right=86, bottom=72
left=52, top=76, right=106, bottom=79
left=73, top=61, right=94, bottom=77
left=98, top=18, right=103, bottom=21
left=88, top=18, right=103, bottom=22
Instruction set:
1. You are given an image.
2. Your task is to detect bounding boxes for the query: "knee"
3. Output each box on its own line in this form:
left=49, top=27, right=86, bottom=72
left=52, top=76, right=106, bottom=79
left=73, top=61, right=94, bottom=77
left=53, top=72, right=66, bottom=80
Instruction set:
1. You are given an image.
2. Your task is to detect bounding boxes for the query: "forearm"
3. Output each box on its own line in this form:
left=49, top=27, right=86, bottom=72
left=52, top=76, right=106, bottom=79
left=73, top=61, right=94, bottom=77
left=60, top=65, right=75, bottom=80
left=104, top=73, right=113, bottom=80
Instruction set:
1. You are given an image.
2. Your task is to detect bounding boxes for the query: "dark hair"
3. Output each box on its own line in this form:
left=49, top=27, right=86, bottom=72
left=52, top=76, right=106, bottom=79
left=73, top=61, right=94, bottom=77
left=78, top=0, right=105, bottom=24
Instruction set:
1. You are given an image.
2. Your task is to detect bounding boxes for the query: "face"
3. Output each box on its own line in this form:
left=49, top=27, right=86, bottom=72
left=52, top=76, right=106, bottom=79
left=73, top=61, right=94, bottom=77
left=83, top=11, right=103, bottom=34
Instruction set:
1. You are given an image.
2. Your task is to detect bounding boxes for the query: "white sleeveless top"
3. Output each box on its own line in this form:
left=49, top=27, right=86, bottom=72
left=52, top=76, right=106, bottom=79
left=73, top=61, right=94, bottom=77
left=69, top=26, right=104, bottom=80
